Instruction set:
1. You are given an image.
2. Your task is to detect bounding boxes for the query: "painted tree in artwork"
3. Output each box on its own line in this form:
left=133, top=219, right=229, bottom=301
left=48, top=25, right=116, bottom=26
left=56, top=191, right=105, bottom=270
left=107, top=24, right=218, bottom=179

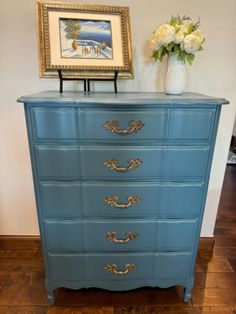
left=63, top=19, right=81, bottom=50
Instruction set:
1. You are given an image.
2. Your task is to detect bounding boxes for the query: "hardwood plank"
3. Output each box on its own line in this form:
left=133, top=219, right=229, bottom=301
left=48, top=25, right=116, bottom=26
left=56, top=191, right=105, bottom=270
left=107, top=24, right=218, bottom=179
left=212, top=248, right=236, bottom=260
left=114, top=306, right=236, bottom=314
left=192, top=308, right=236, bottom=314
left=0, top=306, right=48, bottom=314
left=0, top=271, right=48, bottom=305
left=195, top=257, right=234, bottom=273
left=114, top=306, right=195, bottom=314
left=0, top=248, right=42, bottom=258
left=194, top=272, right=236, bottom=289
left=0, top=306, right=114, bottom=314
left=0, top=254, right=44, bottom=272
left=191, top=288, right=236, bottom=306
left=0, top=236, right=41, bottom=250
left=48, top=307, right=114, bottom=313
left=214, top=236, right=236, bottom=248
left=227, top=259, right=236, bottom=272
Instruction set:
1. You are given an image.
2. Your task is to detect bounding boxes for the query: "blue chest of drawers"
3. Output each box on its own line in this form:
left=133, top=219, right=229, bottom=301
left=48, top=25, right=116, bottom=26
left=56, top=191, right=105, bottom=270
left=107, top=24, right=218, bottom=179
left=18, top=91, right=228, bottom=304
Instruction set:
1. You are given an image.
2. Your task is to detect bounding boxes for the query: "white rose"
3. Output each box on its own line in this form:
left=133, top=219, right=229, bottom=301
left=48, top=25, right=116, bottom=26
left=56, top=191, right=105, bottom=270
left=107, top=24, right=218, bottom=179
left=154, top=23, right=176, bottom=46
left=149, top=33, right=160, bottom=51
left=181, top=33, right=203, bottom=54
left=174, top=23, right=190, bottom=44
left=191, top=29, right=204, bottom=43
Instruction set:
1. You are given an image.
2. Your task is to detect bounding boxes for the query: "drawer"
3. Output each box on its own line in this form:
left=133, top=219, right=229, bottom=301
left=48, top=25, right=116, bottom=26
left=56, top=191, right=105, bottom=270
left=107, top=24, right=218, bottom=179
left=79, top=109, right=167, bottom=140
left=47, top=252, right=193, bottom=282
left=31, top=107, right=214, bottom=142
left=35, top=145, right=209, bottom=180
left=44, top=219, right=198, bottom=252
left=32, top=108, right=167, bottom=141
left=40, top=182, right=204, bottom=218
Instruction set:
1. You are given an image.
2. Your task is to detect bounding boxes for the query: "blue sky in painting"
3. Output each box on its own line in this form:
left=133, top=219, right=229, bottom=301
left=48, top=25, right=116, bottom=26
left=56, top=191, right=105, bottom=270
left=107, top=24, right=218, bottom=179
left=80, top=20, right=111, bottom=32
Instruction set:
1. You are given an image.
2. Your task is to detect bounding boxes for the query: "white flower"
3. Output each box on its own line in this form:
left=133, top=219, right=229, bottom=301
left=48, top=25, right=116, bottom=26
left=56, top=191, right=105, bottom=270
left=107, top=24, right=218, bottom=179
left=149, top=33, right=160, bottom=51
left=174, top=23, right=190, bottom=44
left=192, top=29, right=204, bottom=43
left=181, top=33, right=203, bottom=54
left=153, top=23, right=176, bottom=47
left=149, top=16, right=204, bottom=65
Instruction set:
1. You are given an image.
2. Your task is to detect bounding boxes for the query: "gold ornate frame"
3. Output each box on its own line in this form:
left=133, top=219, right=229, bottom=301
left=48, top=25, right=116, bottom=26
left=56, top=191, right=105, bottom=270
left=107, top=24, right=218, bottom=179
left=37, top=0, right=134, bottom=79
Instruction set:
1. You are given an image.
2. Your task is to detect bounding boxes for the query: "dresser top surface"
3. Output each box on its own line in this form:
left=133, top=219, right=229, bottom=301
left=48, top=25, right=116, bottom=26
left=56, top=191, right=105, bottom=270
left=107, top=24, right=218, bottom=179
left=18, top=91, right=229, bottom=106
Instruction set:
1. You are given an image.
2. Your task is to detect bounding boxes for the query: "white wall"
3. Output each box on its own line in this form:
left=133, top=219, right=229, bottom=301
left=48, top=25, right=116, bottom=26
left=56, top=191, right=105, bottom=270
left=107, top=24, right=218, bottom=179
left=0, top=0, right=235, bottom=236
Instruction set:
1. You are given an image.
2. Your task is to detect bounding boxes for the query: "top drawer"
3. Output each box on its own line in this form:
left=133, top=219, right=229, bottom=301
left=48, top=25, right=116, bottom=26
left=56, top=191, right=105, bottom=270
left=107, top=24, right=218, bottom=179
left=31, top=108, right=215, bottom=142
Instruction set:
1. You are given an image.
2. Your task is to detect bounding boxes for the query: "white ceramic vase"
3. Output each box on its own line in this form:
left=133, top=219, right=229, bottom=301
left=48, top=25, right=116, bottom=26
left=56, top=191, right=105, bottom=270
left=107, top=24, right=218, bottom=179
left=165, top=54, right=186, bottom=95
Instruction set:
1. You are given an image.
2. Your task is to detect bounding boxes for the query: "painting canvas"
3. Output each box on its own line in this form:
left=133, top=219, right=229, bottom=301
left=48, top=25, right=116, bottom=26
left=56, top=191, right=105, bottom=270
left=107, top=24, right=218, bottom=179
left=60, top=18, right=113, bottom=60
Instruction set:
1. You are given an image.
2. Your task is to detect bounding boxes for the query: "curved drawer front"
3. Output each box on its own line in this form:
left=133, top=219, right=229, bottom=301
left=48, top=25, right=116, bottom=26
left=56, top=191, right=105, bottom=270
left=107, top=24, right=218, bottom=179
left=35, top=145, right=209, bottom=180
left=168, top=109, right=214, bottom=140
left=47, top=252, right=193, bottom=282
left=32, top=108, right=78, bottom=140
left=79, top=109, right=167, bottom=140
left=32, top=108, right=167, bottom=141
left=44, top=219, right=198, bottom=252
left=32, top=107, right=214, bottom=142
left=40, top=182, right=204, bottom=218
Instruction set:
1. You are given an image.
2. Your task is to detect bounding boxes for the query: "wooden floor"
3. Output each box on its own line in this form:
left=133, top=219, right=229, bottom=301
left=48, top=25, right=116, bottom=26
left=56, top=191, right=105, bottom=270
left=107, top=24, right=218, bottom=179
left=0, top=166, right=236, bottom=314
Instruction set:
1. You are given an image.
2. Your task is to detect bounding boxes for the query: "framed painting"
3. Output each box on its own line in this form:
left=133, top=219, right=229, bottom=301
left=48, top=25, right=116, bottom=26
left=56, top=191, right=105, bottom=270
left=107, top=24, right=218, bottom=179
left=37, top=1, right=134, bottom=79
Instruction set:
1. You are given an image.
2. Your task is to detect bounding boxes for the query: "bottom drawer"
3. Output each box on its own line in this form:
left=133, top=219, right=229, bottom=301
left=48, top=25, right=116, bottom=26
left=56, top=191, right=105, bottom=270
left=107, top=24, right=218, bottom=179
left=48, top=252, right=193, bottom=282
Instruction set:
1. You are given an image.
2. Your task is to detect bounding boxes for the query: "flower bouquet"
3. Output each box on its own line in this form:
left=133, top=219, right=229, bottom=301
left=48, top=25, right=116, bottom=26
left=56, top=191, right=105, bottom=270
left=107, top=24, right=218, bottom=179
left=149, top=15, right=204, bottom=65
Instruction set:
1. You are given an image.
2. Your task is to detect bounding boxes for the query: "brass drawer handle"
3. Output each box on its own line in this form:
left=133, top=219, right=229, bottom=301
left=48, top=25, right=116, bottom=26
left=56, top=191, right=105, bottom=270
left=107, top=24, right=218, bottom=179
left=104, top=195, right=140, bottom=208
left=104, top=120, right=144, bottom=134
left=105, top=263, right=136, bottom=276
left=104, top=158, right=142, bottom=172
left=106, top=231, right=139, bottom=244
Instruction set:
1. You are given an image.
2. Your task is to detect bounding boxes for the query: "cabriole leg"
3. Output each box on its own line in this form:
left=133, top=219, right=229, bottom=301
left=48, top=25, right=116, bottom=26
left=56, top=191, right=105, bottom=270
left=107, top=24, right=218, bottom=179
left=47, top=289, right=55, bottom=305
left=183, top=286, right=192, bottom=303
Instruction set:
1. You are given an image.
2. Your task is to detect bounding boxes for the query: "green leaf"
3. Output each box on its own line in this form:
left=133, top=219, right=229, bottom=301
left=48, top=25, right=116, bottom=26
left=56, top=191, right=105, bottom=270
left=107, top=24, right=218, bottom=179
left=175, top=25, right=180, bottom=33
left=152, top=47, right=167, bottom=62
left=157, top=46, right=165, bottom=59
left=152, top=50, right=159, bottom=61
left=178, top=51, right=186, bottom=61
left=170, top=16, right=177, bottom=26
left=187, top=23, right=194, bottom=34
left=186, top=53, right=195, bottom=65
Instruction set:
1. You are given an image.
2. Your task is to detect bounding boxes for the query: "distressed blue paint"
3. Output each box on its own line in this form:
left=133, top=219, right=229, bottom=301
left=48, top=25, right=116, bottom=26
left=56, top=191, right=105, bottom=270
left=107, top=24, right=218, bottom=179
left=18, top=92, right=228, bottom=304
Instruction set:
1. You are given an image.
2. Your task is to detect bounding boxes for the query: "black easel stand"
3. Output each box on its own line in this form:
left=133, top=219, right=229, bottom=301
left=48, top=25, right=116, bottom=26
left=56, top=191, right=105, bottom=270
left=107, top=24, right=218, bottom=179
left=87, top=70, right=118, bottom=94
left=58, top=70, right=119, bottom=94
left=58, top=70, right=87, bottom=93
